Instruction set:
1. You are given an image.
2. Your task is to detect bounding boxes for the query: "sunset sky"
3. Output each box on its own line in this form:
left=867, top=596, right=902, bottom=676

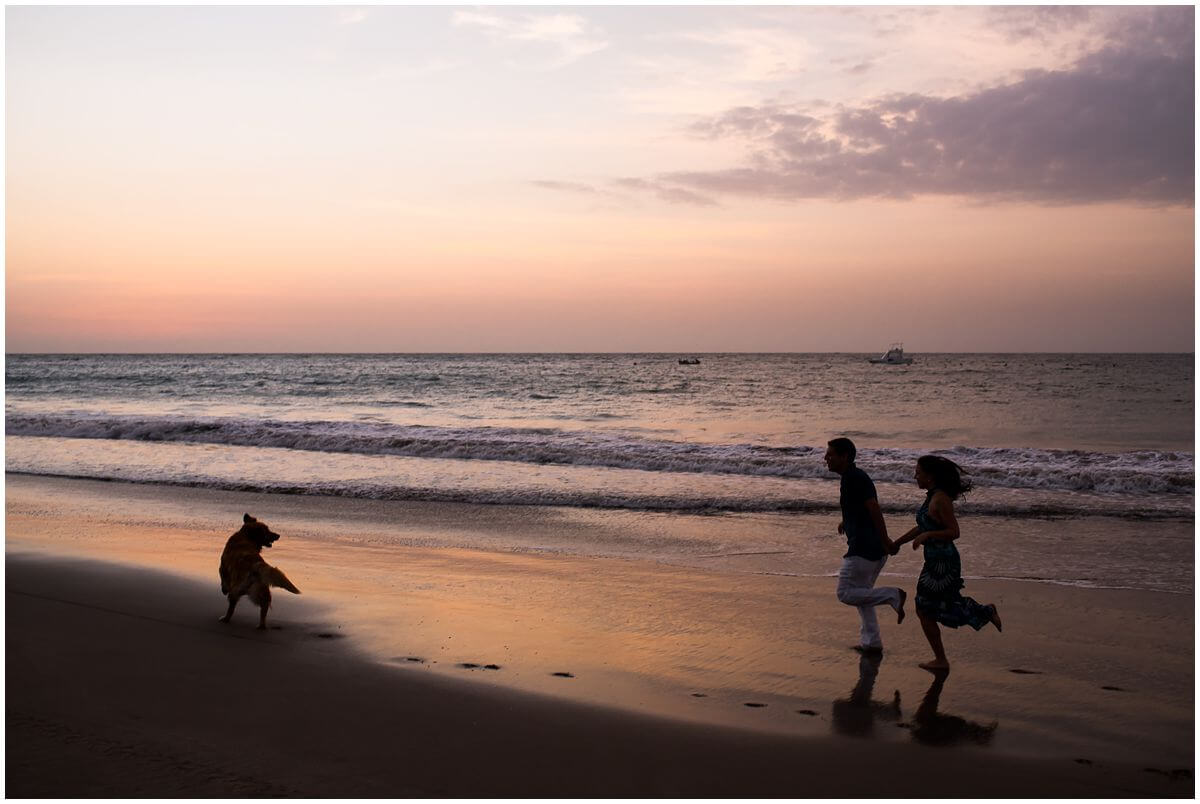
left=6, top=5, right=1194, bottom=352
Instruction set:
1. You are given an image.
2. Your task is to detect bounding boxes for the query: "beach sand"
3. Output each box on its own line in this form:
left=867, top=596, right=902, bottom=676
left=6, top=474, right=1194, bottom=796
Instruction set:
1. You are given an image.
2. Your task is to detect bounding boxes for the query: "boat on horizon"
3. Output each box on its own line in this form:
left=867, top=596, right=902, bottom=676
left=868, top=343, right=913, bottom=365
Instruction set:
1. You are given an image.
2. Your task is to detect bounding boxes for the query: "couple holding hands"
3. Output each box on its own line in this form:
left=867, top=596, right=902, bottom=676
left=825, top=437, right=1002, bottom=671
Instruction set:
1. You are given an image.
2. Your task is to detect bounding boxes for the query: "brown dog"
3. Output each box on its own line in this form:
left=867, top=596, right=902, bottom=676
left=219, top=513, right=301, bottom=629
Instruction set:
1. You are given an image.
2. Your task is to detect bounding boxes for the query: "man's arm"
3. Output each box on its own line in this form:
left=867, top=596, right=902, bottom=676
left=864, top=498, right=893, bottom=554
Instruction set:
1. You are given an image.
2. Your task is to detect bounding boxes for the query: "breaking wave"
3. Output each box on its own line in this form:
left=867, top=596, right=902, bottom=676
left=6, top=412, right=1193, bottom=498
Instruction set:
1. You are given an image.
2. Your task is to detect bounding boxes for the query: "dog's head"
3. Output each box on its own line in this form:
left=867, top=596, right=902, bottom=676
left=239, top=513, right=281, bottom=548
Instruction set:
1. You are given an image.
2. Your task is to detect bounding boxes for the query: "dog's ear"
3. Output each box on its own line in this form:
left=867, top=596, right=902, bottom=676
left=243, top=513, right=254, bottom=524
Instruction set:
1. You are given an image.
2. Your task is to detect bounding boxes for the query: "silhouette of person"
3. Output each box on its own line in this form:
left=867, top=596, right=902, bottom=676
left=824, top=437, right=907, bottom=653
left=891, top=455, right=1001, bottom=670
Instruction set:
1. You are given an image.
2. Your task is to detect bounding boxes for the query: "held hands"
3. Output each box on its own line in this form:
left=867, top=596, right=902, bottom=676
left=912, top=532, right=929, bottom=549
left=837, top=521, right=845, bottom=535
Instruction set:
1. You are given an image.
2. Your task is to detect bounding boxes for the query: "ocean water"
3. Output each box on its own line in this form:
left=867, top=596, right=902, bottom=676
left=5, top=353, right=1194, bottom=591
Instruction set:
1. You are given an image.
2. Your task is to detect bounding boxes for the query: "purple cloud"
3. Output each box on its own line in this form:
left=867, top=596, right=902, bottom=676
left=531, top=177, right=718, bottom=207
left=612, top=178, right=717, bottom=207
left=648, top=8, right=1194, bottom=206
left=530, top=180, right=603, bottom=195
left=987, top=6, right=1093, bottom=43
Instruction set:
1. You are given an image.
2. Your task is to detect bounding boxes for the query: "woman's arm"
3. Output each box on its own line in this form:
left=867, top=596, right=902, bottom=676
left=913, top=492, right=961, bottom=547
left=891, top=526, right=921, bottom=550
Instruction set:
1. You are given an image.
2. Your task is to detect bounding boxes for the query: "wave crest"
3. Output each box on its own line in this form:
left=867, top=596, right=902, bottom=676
left=5, top=412, right=1193, bottom=497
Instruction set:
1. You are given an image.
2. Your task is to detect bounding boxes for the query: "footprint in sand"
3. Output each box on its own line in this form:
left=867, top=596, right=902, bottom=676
left=1143, top=768, right=1192, bottom=781
left=1100, top=685, right=1127, bottom=691
left=484, top=664, right=501, bottom=671
left=743, top=702, right=766, bottom=708
left=392, top=656, right=425, bottom=664
left=313, top=632, right=343, bottom=640
left=1074, top=758, right=1093, bottom=766
left=795, top=709, right=817, bottom=716
left=459, top=662, right=480, bottom=669
left=1008, top=668, right=1042, bottom=675
left=551, top=672, right=574, bottom=678
left=690, top=693, right=707, bottom=698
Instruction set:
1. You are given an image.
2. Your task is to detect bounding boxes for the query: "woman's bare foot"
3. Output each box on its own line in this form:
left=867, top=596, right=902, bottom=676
left=895, top=589, right=907, bottom=624
left=989, top=604, right=1003, bottom=632
left=919, top=659, right=950, bottom=671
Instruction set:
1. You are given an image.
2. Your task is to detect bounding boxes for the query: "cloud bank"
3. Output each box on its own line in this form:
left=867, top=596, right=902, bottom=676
left=637, top=8, right=1194, bottom=206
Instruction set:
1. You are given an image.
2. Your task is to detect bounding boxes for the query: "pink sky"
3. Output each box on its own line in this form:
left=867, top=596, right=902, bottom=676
left=6, top=6, right=1194, bottom=352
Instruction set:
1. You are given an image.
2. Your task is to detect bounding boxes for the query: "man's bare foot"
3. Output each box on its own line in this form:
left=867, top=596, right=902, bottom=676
left=919, top=659, right=950, bottom=671
left=896, top=589, right=907, bottom=624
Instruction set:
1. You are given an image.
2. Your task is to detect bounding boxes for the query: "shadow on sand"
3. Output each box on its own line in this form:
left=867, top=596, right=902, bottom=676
left=831, top=653, right=902, bottom=737
left=831, top=656, right=999, bottom=748
left=902, top=670, right=999, bottom=747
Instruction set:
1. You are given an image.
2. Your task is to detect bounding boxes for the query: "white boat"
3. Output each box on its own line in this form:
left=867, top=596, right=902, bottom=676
left=869, top=343, right=913, bottom=365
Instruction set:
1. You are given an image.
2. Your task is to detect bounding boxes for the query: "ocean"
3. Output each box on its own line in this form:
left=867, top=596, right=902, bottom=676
left=5, top=353, right=1194, bottom=593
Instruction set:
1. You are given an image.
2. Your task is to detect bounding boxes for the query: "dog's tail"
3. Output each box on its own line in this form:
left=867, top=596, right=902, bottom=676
left=268, top=565, right=301, bottom=594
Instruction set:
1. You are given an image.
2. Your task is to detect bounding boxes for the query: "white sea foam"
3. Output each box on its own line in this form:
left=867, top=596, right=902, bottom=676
left=5, top=412, right=1192, bottom=498
left=4, top=466, right=1189, bottom=520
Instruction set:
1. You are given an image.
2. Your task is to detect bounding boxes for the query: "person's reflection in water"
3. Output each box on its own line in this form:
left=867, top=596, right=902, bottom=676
left=906, top=670, right=998, bottom=746
left=831, top=652, right=902, bottom=737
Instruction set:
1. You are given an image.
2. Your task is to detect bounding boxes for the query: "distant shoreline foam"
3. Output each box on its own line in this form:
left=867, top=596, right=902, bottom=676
left=6, top=413, right=1193, bottom=497
left=5, top=467, right=1191, bottom=521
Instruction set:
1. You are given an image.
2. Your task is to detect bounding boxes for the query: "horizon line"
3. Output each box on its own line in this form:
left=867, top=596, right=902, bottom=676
left=5, top=350, right=1195, bottom=357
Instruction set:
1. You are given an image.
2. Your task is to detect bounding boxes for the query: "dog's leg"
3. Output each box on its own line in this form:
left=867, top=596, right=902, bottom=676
left=256, top=588, right=272, bottom=630
left=220, top=593, right=240, bottom=623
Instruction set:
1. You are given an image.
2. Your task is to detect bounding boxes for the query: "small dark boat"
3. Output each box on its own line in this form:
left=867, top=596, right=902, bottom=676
left=678, top=358, right=701, bottom=365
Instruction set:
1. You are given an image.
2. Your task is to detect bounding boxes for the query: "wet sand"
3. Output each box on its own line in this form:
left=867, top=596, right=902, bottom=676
left=5, top=475, right=1195, bottom=796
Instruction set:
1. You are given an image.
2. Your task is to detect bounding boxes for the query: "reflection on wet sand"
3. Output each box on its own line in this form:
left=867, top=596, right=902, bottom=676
left=831, top=658, right=1000, bottom=748
left=831, top=653, right=902, bottom=737
left=903, top=671, right=999, bottom=747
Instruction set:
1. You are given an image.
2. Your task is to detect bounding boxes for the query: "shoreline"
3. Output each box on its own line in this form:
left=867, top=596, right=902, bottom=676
left=5, top=471, right=1192, bottom=595
left=5, top=473, right=1195, bottom=795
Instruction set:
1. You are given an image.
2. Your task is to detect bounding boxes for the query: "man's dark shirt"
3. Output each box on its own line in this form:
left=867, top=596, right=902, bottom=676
left=840, top=465, right=883, bottom=561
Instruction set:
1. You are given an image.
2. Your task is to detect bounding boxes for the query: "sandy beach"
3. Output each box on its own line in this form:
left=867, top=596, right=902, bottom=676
left=6, top=474, right=1194, bottom=797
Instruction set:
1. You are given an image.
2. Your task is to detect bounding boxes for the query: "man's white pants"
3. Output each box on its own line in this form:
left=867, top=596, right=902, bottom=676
left=836, top=555, right=902, bottom=649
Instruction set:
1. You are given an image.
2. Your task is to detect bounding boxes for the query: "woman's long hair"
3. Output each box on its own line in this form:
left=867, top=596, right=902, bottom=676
left=918, top=455, right=973, bottom=500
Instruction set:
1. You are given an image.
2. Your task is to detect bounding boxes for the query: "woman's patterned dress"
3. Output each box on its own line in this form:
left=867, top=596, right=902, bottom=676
left=914, top=490, right=994, bottom=630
